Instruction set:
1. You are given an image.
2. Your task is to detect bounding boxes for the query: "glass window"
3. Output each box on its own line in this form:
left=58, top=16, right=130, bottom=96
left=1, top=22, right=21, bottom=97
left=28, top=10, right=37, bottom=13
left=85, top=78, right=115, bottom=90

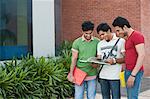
left=0, top=0, right=32, bottom=60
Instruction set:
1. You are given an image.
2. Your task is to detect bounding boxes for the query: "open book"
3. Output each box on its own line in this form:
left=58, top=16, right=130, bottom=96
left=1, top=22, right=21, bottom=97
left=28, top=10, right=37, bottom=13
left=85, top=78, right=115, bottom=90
left=79, top=57, right=110, bottom=65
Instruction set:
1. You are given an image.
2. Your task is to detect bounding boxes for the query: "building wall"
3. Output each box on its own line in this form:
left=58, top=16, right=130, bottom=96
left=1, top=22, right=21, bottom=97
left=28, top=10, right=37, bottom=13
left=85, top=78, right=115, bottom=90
left=141, top=0, right=150, bottom=76
left=61, top=0, right=150, bottom=76
left=61, top=0, right=141, bottom=41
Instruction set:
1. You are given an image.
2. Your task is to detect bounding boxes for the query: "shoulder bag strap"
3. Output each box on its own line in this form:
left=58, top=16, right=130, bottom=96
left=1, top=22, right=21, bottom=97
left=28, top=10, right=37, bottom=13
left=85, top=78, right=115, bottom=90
left=97, top=38, right=120, bottom=81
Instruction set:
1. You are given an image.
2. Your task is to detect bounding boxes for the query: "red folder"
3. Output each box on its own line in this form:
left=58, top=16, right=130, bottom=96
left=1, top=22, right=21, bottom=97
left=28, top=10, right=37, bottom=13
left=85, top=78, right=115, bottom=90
left=67, top=67, right=87, bottom=86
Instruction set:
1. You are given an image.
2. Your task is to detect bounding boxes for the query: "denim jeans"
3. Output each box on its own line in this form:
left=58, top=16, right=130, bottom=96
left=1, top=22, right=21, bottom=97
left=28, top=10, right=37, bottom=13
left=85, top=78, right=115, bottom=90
left=125, top=69, right=143, bottom=99
left=99, top=79, right=120, bottom=99
left=75, top=79, right=96, bottom=99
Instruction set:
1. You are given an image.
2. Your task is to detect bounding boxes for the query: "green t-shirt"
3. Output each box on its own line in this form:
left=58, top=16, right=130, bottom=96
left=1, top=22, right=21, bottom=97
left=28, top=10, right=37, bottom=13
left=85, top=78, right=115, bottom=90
left=72, top=37, right=100, bottom=76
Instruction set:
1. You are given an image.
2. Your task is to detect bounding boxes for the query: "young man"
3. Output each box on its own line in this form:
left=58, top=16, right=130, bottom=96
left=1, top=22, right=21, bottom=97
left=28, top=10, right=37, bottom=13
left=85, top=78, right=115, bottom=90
left=68, top=21, right=99, bottom=99
left=97, top=23, right=125, bottom=99
left=112, top=16, right=145, bottom=99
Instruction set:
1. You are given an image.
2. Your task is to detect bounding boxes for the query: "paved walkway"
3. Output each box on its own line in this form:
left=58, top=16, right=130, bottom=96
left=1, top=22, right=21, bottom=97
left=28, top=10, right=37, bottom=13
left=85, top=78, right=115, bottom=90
left=94, top=90, right=150, bottom=99
left=94, top=77, right=150, bottom=99
left=70, top=77, right=150, bottom=99
left=83, top=89, right=150, bottom=99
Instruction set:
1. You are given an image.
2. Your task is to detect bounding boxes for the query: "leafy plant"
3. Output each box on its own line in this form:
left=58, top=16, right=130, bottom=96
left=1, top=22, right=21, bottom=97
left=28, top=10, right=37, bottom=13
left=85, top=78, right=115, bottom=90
left=58, top=40, right=72, bottom=70
left=0, top=55, right=73, bottom=98
left=0, top=40, right=74, bottom=98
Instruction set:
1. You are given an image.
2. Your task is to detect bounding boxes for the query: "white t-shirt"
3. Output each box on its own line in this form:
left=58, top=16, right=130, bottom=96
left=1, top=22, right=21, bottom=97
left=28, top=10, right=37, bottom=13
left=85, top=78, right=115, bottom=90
left=97, top=34, right=125, bottom=80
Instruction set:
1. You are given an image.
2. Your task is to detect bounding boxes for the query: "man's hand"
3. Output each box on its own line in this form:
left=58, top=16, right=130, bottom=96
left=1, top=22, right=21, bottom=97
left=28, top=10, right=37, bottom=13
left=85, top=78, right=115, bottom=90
left=127, top=76, right=135, bottom=88
left=67, top=74, right=75, bottom=83
left=105, top=58, right=115, bottom=65
left=121, top=64, right=126, bottom=72
left=91, top=63, right=98, bottom=68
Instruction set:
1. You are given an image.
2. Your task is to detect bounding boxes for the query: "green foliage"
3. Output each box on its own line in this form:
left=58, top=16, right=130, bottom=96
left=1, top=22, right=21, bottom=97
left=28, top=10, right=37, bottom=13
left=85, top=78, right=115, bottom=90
left=0, top=55, right=73, bottom=98
left=58, top=40, right=72, bottom=70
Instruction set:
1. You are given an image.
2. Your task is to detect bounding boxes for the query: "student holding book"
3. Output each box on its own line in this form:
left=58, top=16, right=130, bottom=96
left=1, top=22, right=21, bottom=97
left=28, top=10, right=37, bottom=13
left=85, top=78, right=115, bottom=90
left=68, top=21, right=99, bottom=99
left=96, top=23, right=125, bottom=99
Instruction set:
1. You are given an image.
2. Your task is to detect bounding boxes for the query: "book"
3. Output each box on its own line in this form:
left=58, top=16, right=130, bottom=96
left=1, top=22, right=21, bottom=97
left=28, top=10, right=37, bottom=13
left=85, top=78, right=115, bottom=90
left=79, top=57, right=110, bottom=65
left=67, top=67, right=87, bottom=86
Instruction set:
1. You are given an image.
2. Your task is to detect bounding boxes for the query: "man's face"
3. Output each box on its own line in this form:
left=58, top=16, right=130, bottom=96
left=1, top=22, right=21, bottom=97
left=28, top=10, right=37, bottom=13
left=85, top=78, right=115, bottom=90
left=83, top=30, right=93, bottom=40
left=98, top=31, right=105, bottom=40
left=114, top=26, right=127, bottom=38
left=99, top=30, right=111, bottom=41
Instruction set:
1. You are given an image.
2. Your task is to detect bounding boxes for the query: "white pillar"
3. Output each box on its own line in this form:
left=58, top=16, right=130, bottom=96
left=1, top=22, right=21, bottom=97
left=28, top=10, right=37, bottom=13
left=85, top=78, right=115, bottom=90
left=32, top=0, right=55, bottom=57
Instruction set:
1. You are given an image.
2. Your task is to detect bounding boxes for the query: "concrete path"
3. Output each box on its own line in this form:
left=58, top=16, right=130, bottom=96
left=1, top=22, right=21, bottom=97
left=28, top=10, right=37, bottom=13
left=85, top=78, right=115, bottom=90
left=70, top=77, right=150, bottom=99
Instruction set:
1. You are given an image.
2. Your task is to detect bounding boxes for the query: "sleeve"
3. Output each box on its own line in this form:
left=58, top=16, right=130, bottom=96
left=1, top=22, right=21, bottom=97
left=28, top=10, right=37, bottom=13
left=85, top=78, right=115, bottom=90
left=120, top=38, right=125, bottom=53
left=133, top=33, right=145, bottom=45
left=97, top=42, right=102, bottom=56
left=72, top=39, right=79, bottom=52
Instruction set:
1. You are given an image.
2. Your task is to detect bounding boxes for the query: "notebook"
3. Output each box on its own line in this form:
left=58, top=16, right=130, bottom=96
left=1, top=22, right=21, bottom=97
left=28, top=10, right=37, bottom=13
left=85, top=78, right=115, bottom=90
left=67, top=67, right=87, bottom=86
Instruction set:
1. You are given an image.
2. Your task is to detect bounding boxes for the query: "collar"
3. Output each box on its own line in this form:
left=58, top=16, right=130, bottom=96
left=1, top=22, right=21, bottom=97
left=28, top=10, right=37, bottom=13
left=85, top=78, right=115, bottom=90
left=102, top=33, right=118, bottom=42
left=112, top=33, right=118, bottom=40
left=81, top=35, right=94, bottom=42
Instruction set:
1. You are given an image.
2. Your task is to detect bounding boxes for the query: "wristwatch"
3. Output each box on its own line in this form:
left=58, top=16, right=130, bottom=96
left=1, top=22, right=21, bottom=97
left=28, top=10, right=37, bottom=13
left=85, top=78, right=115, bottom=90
left=131, top=74, right=136, bottom=77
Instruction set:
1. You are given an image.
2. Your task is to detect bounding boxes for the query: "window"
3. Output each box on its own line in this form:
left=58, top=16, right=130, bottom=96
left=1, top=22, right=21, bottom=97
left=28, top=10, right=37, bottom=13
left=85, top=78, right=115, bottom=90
left=0, top=0, right=32, bottom=60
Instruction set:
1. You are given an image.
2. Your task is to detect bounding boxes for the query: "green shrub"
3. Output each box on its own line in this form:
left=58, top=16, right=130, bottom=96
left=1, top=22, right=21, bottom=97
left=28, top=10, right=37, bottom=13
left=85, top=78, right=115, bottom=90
left=58, top=40, right=72, bottom=71
left=0, top=55, right=73, bottom=99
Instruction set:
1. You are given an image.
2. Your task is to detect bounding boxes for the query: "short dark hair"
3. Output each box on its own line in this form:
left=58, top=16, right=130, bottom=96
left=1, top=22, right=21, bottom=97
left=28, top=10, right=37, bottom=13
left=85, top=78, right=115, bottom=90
left=82, top=21, right=94, bottom=31
left=112, top=16, right=131, bottom=28
left=96, top=23, right=112, bottom=34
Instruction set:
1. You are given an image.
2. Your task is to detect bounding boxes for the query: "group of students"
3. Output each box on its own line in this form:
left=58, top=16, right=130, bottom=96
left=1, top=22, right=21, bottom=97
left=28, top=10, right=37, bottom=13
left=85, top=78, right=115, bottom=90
left=68, top=16, right=145, bottom=99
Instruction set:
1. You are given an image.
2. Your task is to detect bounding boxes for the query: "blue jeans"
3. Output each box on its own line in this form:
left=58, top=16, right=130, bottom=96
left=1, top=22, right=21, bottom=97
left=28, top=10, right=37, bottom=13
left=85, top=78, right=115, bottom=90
left=75, top=79, right=96, bottom=99
left=99, top=79, right=120, bottom=99
left=125, top=69, right=143, bottom=99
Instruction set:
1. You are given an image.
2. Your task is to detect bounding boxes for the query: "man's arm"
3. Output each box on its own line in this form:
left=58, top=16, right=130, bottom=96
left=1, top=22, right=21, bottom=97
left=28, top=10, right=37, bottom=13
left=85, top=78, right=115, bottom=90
left=106, top=50, right=125, bottom=64
left=127, top=43, right=145, bottom=87
left=97, top=55, right=102, bottom=59
left=108, top=38, right=125, bottom=64
left=116, top=57, right=125, bottom=64
left=68, top=49, right=78, bottom=82
left=116, top=39, right=125, bottom=64
left=131, top=43, right=145, bottom=76
left=105, top=57, right=125, bottom=65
